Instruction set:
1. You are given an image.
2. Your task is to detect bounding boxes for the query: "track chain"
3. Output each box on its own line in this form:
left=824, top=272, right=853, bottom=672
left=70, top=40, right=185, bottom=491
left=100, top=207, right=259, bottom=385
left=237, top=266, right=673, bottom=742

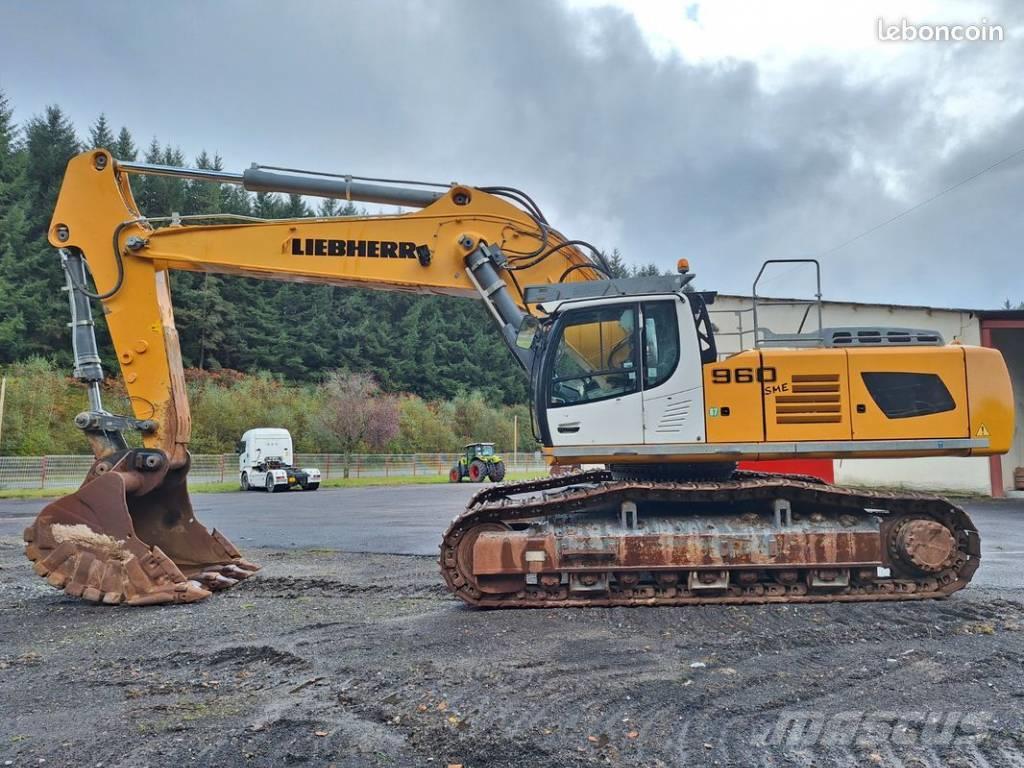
left=439, top=471, right=980, bottom=608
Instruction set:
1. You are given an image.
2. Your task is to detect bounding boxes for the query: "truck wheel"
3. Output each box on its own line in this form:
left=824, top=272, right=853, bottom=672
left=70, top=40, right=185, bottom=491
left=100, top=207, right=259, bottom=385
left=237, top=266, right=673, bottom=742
left=488, top=461, right=506, bottom=482
left=469, top=460, right=487, bottom=482
left=240, top=472, right=250, bottom=491
left=302, top=482, right=320, bottom=491
left=265, top=475, right=277, bottom=493
left=449, top=467, right=461, bottom=483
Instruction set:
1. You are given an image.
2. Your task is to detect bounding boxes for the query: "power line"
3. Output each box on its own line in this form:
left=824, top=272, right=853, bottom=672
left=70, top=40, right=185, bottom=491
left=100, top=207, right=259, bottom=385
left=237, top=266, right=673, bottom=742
left=760, top=143, right=1024, bottom=286
left=817, top=144, right=1024, bottom=259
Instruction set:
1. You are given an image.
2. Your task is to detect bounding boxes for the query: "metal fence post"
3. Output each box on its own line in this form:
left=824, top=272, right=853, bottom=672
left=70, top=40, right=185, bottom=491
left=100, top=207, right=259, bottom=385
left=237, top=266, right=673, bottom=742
left=40, top=456, right=48, bottom=489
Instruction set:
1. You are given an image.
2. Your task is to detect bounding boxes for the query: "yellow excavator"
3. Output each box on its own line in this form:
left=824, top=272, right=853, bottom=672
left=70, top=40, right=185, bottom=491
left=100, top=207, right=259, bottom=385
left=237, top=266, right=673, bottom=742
left=24, top=149, right=1013, bottom=607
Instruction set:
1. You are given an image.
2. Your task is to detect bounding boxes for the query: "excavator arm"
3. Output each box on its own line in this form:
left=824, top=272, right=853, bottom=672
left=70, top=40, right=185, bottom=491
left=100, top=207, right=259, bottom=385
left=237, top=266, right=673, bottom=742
left=50, top=149, right=602, bottom=460
left=25, top=149, right=604, bottom=605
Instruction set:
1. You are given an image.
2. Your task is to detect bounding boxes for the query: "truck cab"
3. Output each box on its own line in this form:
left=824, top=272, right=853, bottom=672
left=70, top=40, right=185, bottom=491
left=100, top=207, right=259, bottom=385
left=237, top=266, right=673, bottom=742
left=237, top=428, right=321, bottom=492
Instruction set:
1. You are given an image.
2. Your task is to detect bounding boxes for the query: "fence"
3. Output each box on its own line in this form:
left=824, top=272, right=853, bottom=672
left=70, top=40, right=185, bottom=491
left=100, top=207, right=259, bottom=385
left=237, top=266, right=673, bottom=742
left=0, top=452, right=550, bottom=490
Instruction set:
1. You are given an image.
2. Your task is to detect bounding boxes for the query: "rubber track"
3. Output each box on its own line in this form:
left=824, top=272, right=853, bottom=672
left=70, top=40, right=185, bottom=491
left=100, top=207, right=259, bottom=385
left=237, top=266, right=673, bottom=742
left=438, top=471, right=980, bottom=608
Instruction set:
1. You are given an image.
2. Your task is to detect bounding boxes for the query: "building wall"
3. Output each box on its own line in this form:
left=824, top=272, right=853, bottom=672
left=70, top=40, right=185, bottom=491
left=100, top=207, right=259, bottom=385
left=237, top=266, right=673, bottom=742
left=709, top=295, right=981, bottom=355
left=707, top=294, right=993, bottom=494
left=992, top=328, right=1024, bottom=493
left=833, top=456, right=991, bottom=494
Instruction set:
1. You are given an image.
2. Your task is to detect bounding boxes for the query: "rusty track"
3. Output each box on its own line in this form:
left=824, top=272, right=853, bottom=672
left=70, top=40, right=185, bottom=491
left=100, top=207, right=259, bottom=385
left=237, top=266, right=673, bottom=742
left=438, top=471, right=980, bottom=608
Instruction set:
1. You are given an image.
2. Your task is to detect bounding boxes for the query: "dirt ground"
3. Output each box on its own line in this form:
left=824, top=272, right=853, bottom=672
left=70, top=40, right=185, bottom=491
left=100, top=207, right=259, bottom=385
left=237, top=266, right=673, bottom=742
left=2, top=538, right=1024, bottom=768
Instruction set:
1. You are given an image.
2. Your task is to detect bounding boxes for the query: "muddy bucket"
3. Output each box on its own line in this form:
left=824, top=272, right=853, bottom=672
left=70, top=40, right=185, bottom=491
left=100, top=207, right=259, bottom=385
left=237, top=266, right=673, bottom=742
left=23, top=450, right=259, bottom=605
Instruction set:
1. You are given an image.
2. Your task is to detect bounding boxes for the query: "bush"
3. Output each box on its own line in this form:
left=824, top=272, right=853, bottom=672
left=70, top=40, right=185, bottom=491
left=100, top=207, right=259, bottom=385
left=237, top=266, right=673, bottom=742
left=0, top=363, right=539, bottom=456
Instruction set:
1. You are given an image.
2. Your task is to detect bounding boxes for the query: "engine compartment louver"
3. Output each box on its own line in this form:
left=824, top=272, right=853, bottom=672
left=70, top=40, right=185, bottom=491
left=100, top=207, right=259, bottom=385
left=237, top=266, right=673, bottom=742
left=776, top=374, right=842, bottom=424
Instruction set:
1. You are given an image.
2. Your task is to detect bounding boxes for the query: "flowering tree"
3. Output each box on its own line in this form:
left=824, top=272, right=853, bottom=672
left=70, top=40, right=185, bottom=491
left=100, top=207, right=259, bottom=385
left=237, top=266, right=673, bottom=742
left=316, top=370, right=400, bottom=477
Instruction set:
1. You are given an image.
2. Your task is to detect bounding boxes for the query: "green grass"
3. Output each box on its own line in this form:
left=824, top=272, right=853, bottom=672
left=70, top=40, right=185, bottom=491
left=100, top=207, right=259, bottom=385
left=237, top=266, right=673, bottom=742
left=0, top=487, right=80, bottom=500
left=0, top=471, right=544, bottom=499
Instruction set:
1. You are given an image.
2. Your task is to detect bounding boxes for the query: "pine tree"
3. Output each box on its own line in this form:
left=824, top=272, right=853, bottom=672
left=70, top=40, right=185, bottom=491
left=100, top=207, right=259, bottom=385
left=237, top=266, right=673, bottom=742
left=0, top=90, right=29, bottom=361
left=603, top=248, right=630, bottom=278
left=0, top=90, right=25, bottom=209
left=285, top=193, right=310, bottom=218
left=183, top=150, right=223, bottom=215
left=24, top=106, right=79, bottom=219
left=114, top=126, right=137, bottom=161
left=632, top=263, right=665, bottom=277
left=318, top=198, right=341, bottom=217
left=0, top=90, right=17, bottom=176
left=135, top=140, right=186, bottom=215
left=88, top=113, right=115, bottom=150
left=0, top=204, right=31, bottom=360
left=253, top=191, right=286, bottom=219
left=11, top=106, right=80, bottom=360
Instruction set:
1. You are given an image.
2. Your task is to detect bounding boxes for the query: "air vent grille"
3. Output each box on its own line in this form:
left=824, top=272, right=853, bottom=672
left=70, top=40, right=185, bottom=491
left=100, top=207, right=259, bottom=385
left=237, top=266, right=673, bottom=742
left=827, top=328, right=943, bottom=346
left=776, top=374, right=842, bottom=424
left=655, top=399, right=692, bottom=433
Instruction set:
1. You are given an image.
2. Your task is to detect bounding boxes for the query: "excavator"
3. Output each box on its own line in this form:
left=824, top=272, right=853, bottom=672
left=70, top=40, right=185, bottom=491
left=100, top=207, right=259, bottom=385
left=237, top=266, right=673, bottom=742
left=24, top=148, right=1013, bottom=607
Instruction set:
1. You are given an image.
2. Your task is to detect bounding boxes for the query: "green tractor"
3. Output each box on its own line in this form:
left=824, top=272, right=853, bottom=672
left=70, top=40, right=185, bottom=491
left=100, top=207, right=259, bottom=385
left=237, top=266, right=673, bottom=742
left=449, top=442, right=507, bottom=483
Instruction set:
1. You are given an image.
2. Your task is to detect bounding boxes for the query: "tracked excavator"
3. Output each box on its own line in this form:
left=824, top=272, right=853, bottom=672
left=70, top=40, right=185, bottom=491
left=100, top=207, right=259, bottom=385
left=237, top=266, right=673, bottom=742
left=24, top=149, right=1013, bottom=607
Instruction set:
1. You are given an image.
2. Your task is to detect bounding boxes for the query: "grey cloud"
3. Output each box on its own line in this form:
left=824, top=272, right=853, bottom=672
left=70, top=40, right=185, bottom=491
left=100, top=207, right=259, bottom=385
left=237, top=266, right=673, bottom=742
left=1, top=0, right=1020, bottom=307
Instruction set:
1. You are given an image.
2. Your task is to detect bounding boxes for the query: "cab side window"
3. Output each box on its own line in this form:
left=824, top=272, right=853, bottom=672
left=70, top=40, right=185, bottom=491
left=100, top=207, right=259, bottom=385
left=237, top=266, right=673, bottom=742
left=549, top=305, right=638, bottom=406
left=641, top=301, right=680, bottom=390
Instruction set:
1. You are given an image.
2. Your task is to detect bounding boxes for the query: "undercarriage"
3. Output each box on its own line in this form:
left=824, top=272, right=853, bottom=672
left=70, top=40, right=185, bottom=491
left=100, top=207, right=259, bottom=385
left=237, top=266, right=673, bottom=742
left=439, top=469, right=980, bottom=607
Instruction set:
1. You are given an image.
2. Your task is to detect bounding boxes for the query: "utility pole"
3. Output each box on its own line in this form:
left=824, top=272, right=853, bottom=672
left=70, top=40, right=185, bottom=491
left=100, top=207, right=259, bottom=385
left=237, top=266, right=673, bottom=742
left=513, top=414, right=518, bottom=469
left=0, top=376, right=6, bottom=452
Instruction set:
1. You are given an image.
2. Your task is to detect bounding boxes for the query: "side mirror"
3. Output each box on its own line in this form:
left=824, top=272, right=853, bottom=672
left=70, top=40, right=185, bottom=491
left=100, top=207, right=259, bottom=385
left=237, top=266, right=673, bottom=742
left=515, top=316, right=539, bottom=349
left=235, top=441, right=245, bottom=454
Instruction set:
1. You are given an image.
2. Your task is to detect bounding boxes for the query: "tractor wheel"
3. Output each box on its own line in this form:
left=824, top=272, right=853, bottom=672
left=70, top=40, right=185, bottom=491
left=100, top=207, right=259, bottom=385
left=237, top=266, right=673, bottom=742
left=449, top=467, right=462, bottom=483
left=240, top=472, right=250, bottom=491
left=302, top=482, right=319, bottom=491
left=488, top=461, right=506, bottom=482
left=265, top=474, right=277, bottom=493
left=468, top=460, right=487, bottom=482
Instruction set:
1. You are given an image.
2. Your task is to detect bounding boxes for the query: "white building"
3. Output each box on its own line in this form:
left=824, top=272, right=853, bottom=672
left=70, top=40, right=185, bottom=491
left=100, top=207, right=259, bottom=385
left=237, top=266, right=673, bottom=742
left=707, top=292, right=1023, bottom=497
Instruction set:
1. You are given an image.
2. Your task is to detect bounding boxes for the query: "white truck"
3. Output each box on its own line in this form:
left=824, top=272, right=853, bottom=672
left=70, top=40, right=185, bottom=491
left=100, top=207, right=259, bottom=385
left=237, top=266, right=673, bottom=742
left=236, top=428, right=321, bottom=492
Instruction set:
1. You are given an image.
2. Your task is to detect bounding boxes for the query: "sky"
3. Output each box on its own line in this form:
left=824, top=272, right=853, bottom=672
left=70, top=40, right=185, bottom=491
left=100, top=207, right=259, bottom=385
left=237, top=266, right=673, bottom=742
left=1, top=0, right=1021, bottom=309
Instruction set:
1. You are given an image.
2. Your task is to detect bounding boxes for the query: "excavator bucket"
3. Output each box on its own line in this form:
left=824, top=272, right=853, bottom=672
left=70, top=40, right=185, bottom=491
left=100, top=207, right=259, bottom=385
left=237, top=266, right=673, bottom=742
left=23, top=451, right=259, bottom=605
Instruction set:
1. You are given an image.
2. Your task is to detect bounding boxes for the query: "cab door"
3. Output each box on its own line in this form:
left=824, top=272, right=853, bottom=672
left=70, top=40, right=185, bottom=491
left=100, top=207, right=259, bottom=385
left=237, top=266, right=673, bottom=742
left=544, top=302, right=645, bottom=446
left=641, top=297, right=706, bottom=444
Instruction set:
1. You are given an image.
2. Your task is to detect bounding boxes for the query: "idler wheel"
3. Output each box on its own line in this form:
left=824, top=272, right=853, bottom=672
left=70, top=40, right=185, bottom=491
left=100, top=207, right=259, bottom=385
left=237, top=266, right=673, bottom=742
left=895, top=519, right=956, bottom=573
left=454, top=521, right=520, bottom=594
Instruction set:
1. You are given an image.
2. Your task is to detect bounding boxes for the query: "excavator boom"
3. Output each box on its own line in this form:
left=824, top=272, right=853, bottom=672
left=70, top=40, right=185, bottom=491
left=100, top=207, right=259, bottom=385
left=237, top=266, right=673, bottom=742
left=24, top=148, right=1014, bottom=607
left=26, top=149, right=602, bottom=605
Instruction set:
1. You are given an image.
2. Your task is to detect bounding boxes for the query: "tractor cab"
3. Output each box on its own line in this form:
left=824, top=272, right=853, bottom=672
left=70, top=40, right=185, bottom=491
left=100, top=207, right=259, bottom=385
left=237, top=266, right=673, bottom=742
left=469, top=443, right=495, bottom=458
left=450, top=442, right=507, bottom=483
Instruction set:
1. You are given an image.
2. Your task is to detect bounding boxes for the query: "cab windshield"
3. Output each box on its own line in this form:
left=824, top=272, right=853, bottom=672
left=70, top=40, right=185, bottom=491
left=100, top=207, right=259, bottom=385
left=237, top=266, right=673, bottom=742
left=478, top=445, right=495, bottom=456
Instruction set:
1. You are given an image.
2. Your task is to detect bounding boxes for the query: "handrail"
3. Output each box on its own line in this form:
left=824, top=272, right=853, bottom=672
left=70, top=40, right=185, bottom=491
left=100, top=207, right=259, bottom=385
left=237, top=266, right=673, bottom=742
left=751, top=259, right=823, bottom=348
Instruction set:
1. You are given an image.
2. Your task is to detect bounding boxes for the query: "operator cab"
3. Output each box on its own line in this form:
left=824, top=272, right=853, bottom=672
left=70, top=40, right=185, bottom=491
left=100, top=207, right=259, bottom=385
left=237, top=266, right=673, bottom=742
left=523, top=274, right=717, bottom=449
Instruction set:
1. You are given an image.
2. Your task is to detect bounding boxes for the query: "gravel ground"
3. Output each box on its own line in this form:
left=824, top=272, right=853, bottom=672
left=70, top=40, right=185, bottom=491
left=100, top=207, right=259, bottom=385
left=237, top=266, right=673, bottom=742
left=3, top=531, right=1024, bottom=767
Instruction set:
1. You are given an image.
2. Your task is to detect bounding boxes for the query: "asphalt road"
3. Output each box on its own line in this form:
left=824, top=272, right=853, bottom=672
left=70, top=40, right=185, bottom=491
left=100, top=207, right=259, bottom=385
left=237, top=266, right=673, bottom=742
left=1, top=483, right=1022, bottom=587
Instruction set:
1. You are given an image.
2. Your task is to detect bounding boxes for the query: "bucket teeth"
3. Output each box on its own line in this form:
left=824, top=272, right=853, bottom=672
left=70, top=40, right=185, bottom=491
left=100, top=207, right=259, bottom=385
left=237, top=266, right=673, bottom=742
left=23, top=453, right=258, bottom=606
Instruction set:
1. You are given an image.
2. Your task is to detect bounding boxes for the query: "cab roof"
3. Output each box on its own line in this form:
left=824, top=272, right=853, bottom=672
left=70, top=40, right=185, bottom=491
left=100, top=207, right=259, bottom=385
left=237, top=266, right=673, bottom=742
left=523, top=274, right=691, bottom=306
